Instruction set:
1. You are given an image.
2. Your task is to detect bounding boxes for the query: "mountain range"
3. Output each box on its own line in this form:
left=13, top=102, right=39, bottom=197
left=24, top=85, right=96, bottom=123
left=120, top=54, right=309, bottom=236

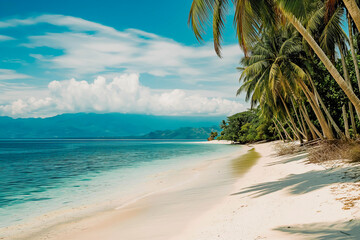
left=0, top=113, right=223, bottom=139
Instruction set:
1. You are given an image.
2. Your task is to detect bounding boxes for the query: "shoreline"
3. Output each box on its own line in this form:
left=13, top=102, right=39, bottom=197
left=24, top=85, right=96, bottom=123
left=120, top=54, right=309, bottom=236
left=2, top=142, right=247, bottom=240
left=178, top=141, right=360, bottom=239
left=4, top=141, right=360, bottom=239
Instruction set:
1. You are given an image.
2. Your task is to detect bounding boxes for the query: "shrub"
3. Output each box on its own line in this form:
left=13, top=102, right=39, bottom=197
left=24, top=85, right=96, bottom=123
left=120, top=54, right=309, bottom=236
left=349, top=146, right=360, bottom=163
left=307, top=140, right=360, bottom=164
left=274, top=142, right=300, bottom=156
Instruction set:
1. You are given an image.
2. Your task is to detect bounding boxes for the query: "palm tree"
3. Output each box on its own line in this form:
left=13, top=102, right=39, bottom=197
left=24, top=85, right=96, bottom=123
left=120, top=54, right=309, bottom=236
left=342, top=0, right=360, bottom=32
left=189, top=0, right=360, bottom=114
left=347, top=11, right=360, bottom=91
left=237, top=28, right=334, bottom=139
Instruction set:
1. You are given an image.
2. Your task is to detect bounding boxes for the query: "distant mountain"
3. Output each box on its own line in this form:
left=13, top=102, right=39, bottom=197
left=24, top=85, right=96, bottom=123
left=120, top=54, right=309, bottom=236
left=0, top=113, right=224, bottom=139
left=132, top=127, right=221, bottom=139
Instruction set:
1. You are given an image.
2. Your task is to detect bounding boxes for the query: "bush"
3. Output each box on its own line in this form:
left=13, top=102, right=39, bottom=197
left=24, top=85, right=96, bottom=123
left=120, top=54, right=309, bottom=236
left=349, top=146, right=360, bottom=163
left=307, top=140, right=360, bottom=164
left=274, top=142, right=300, bottom=156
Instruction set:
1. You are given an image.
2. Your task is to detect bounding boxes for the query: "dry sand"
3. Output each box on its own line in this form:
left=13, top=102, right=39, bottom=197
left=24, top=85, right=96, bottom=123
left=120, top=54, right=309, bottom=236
left=4, top=141, right=360, bottom=240
left=177, top=141, right=360, bottom=240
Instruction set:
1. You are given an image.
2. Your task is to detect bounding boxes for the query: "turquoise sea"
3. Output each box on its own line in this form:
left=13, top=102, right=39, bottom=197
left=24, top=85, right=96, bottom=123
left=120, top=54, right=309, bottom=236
left=0, top=139, right=238, bottom=228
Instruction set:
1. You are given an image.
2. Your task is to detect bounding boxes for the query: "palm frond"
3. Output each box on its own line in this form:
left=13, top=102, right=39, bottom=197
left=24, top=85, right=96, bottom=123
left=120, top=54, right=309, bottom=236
left=213, top=0, right=229, bottom=57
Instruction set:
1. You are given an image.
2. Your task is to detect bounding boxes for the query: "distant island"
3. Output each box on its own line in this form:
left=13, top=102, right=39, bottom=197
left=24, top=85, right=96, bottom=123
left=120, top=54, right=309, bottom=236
left=127, top=127, right=220, bottom=140
left=0, top=113, right=223, bottom=139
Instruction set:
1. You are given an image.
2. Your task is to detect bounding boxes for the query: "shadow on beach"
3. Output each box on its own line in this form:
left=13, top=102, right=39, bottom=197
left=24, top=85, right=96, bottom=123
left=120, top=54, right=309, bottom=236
left=274, top=219, right=360, bottom=240
left=266, top=152, right=308, bottom=167
left=231, top=166, right=353, bottom=197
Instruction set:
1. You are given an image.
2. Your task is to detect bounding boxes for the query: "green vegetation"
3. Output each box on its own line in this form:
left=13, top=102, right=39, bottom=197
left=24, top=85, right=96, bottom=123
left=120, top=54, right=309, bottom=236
left=208, top=131, right=218, bottom=141
left=139, top=127, right=220, bottom=139
left=189, top=0, right=360, bottom=144
left=217, top=109, right=276, bottom=143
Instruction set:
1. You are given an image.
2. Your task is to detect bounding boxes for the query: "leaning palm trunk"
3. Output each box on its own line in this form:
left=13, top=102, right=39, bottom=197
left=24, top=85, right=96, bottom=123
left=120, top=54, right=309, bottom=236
left=298, top=80, right=334, bottom=139
left=283, top=10, right=360, bottom=114
left=279, top=95, right=303, bottom=143
left=342, top=105, right=351, bottom=139
left=291, top=98, right=307, bottom=140
left=286, top=120, right=300, bottom=139
left=343, top=0, right=360, bottom=33
left=349, top=102, right=358, bottom=136
left=339, top=45, right=358, bottom=136
left=300, top=103, right=323, bottom=139
left=308, top=74, right=345, bottom=138
left=348, top=12, right=360, bottom=92
left=276, top=118, right=294, bottom=141
left=299, top=105, right=310, bottom=140
left=311, top=83, right=345, bottom=139
left=273, top=119, right=285, bottom=141
left=339, top=45, right=359, bottom=136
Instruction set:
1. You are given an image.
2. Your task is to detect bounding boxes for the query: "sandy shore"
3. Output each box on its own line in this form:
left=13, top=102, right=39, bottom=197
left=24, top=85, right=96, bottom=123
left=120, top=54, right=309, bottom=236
left=178, top=141, right=360, bottom=239
left=4, top=141, right=360, bottom=239
left=3, top=143, right=248, bottom=240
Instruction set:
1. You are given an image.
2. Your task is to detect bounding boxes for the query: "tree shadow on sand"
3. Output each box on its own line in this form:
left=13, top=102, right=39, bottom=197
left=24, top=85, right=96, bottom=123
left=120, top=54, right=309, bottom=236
left=274, top=220, right=360, bottom=240
left=231, top=167, right=353, bottom=197
left=266, top=152, right=308, bottom=167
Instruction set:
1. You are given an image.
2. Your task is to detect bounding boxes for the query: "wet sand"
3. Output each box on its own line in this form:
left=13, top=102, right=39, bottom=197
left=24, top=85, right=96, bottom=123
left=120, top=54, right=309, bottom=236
left=7, top=141, right=357, bottom=240
left=4, top=144, right=257, bottom=240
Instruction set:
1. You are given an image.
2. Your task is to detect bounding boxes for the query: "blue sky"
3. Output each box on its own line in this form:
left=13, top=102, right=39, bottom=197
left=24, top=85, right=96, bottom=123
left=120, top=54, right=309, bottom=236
left=0, top=0, right=246, bottom=118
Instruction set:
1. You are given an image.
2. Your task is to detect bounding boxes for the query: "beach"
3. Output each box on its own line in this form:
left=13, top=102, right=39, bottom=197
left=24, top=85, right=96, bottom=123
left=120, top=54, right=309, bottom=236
left=3, top=141, right=360, bottom=240
left=179, top=142, right=360, bottom=239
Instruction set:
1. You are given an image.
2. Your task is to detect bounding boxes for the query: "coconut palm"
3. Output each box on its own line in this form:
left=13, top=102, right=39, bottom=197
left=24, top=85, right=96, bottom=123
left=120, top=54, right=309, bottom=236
left=189, top=0, right=360, bottom=114
left=307, top=2, right=355, bottom=137
left=237, top=28, right=335, bottom=139
left=342, top=0, right=360, bottom=32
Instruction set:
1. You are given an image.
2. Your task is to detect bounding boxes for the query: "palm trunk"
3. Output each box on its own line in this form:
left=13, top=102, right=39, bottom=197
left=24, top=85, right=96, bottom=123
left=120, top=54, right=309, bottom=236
left=299, top=105, right=310, bottom=141
left=347, top=12, right=360, bottom=91
left=286, top=120, right=299, bottom=139
left=343, top=0, right=360, bottom=34
left=349, top=102, right=358, bottom=136
left=342, top=105, right=350, bottom=139
left=298, top=80, right=334, bottom=139
left=283, top=11, right=360, bottom=114
left=273, top=119, right=285, bottom=141
left=300, top=103, right=323, bottom=139
left=339, top=45, right=358, bottom=137
left=279, top=95, right=303, bottom=143
left=291, top=98, right=307, bottom=139
left=276, top=118, right=294, bottom=141
left=308, top=76, right=345, bottom=139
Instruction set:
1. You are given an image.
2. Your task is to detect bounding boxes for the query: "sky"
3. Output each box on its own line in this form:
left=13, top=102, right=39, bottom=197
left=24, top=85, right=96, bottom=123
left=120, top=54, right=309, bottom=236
left=0, top=0, right=246, bottom=118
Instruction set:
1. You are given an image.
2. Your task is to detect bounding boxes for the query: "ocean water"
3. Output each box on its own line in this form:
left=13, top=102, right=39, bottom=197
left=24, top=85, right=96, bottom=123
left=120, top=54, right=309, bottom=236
left=0, top=139, right=238, bottom=228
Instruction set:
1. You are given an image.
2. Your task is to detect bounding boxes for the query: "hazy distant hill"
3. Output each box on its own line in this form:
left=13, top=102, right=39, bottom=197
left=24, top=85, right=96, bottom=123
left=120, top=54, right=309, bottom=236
left=133, top=127, right=220, bottom=139
left=0, top=113, right=224, bottom=139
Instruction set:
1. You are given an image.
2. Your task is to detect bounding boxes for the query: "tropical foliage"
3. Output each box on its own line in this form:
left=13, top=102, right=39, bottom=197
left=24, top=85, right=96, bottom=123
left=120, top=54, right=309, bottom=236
left=217, top=108, right=277, bottom=143
left=190, top=0, right=360, bottom=143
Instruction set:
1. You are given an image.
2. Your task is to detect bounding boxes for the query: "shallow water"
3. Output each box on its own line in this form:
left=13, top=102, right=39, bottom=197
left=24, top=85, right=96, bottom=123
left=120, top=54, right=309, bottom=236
left=0, top=139, right=238, bottom=228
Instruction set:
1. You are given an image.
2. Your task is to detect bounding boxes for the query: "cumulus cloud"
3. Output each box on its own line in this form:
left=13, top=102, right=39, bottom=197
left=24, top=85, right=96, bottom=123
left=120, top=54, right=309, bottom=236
left=0, top=15, right=247, bottom=117
left=0, top=74, right=244, bottom=118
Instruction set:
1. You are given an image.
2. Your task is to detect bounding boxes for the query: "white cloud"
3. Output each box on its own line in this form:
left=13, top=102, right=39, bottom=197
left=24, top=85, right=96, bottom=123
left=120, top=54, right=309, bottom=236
left=0, top=69, right=31, bottom=80
left=0, top=74, right=244, bottom=118
left=0, top=14, right=242, bottom=83
left=0, top=15, right=247, bottom=117
left=0, top=35, right=15, bottom=41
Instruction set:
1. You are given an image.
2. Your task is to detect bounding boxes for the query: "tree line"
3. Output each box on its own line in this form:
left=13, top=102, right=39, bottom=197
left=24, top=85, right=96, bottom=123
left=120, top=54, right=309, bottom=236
left=190, top=0, right=360, bottom=143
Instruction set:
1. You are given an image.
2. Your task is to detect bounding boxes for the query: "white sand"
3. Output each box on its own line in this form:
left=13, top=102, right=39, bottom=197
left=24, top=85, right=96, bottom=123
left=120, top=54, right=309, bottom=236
left=4, top=141, right=360, bottom=240
left=177, top=141, right=360, bottom=239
